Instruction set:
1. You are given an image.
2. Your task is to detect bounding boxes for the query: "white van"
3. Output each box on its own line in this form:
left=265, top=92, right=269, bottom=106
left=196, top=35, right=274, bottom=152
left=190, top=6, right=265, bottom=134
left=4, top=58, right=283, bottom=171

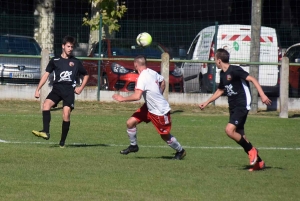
left=182, top=24, right=281, bottom=96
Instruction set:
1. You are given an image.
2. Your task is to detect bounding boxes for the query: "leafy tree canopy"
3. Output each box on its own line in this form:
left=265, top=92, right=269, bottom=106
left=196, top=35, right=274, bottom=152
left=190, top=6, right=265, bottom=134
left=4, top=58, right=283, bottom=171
left=83, top=0, right=127, bottom=34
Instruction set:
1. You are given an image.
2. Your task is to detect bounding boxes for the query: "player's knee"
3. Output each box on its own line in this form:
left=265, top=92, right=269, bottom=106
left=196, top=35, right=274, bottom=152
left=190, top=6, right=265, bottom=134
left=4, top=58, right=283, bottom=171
left=160, top=134, right=171, bottom=142
left=126, top=118, right=137, bottom=128
left=225, top=126, right=234, bottom=137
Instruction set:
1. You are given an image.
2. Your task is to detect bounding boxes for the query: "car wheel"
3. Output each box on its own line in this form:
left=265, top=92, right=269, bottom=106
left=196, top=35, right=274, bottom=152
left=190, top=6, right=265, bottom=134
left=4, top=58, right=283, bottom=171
left=199, top=73, right=207, bottom=93
left=101, top=74, right=109, bottom=90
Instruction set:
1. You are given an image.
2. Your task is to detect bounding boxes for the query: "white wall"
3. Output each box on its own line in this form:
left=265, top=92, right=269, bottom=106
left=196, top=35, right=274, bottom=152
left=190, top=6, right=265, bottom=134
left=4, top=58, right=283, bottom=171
left=1, top=85, right=300, bottom=111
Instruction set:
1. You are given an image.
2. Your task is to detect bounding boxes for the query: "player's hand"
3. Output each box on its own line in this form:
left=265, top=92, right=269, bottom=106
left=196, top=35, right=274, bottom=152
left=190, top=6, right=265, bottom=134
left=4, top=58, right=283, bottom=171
left=74, top=87, right=83, bottom=95
left=199, top=102, right=209, bottom=110
left=112, top=94, right=124, bottom=102
left=34, top=90, right=40, bottom=99
left=261, top=95, right=272, bottom=105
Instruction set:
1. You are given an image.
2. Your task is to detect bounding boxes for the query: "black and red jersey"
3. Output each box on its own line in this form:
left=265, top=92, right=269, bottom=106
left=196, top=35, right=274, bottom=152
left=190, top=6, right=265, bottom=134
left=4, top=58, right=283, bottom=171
left=46, top=56, right=88, bottom=87
left=218, top=65, right=251, bottom=110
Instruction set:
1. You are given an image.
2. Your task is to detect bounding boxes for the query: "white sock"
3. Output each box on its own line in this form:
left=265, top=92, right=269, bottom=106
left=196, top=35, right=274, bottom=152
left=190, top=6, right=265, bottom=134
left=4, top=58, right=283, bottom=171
left=167, top=136, right=183, bottom=152
left=127, top=127, right=137, bottom=145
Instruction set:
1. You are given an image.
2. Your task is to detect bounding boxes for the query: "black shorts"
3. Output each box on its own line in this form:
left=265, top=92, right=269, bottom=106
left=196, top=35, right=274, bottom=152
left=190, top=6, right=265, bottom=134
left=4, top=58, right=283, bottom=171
left=229, top=107, right=249, bottom=130
left=46, top=84, right=75, bottom=109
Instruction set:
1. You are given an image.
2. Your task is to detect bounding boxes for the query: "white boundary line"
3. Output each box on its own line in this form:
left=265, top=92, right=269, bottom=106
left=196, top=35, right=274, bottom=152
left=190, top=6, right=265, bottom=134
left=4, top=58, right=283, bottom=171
left=0, top=139, right=299, bottom=150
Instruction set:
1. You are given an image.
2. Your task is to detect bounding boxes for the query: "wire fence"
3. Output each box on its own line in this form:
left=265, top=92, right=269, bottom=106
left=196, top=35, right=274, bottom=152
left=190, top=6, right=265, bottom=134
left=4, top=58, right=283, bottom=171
left=1, top=0, right=300, bottom=98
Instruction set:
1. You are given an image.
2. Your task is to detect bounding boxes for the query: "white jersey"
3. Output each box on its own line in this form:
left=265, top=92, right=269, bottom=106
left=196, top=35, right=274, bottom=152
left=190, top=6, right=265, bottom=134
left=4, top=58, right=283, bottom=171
left=136, top=68, right=171, bottom=115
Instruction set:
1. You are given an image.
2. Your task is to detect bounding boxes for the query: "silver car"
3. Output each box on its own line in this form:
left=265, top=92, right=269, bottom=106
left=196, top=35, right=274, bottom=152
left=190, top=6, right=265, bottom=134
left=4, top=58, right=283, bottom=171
left=0, top=34, right=41, bottom=84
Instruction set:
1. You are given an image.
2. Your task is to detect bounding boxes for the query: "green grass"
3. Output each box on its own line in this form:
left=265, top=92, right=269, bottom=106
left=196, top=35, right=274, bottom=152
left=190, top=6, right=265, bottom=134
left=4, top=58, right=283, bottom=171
left=0, top=100, right=299, bottom=201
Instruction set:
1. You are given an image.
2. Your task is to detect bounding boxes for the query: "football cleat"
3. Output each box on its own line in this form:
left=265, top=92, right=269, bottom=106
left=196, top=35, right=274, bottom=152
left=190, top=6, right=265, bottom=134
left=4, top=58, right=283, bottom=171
left=248, top=147, right=258, bottom=165
left=32, top=130, right=50, bottom=140
left=59, top=141, right=65, bottom=148
left=173, top=149, right=186, bottom=160
left=120, top=145, right=139, bottom=155
left=249, top=160, right=265, bottom=172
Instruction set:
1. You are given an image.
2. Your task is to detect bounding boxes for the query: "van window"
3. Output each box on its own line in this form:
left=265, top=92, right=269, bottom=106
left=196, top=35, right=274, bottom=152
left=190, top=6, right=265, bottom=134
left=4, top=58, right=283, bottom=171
left=187, top=35, right=199, bottom=60
left=285, top=46, right=300, bottom=62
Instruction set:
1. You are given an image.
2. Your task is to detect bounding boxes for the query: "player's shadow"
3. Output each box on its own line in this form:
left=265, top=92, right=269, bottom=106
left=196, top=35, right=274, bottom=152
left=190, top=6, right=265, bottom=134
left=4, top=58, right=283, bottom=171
left=50, top=143, right=110, bottom=148
left=171, top=110, right=184, bottom=114
left=242, top=165, right=281, bottom=171
left=50, top=107, right=63, bottom=111
left=290, top=114, right=300, bottom=118
left=135, top=156, right=174, bottom=160
left=135, top=153, right=177, bottom=160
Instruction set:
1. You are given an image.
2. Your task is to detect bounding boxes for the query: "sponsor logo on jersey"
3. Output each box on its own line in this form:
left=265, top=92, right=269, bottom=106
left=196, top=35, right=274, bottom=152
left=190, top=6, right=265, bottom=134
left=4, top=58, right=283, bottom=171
left=227, top=74, right=232, bottom=81
left=58, top=71, right=72, bottom=82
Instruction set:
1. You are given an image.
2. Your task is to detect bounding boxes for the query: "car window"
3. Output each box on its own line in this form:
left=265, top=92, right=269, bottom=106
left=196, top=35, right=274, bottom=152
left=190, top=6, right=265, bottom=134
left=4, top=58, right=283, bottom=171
left=110, top=40, right=164, bottom=59
left=286, top=46, right=300, bottom=62
left=93, top=41, right=108, bottom=57
left=186, top=35, right=199, bottom=60
left=0, top=36, right=41, bottom=55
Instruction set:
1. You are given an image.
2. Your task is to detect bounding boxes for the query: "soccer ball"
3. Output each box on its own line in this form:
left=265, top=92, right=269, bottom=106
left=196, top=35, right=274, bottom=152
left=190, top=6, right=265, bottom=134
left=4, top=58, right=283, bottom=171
left=136, top=32, right=152, bottom=47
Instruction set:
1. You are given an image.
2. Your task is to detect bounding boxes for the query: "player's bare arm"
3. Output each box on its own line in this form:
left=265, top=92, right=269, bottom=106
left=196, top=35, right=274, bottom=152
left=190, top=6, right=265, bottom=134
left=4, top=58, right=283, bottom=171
left=75, top=74, right=89, bottom=95
left=246, top=75, right=272, bottom=105
left=199, top=88, right=224, bottom=110
left=34, top=72, right=50, bottom=98
left=112, top=89, right=143, bottom=102
left=159, top=80, right=166, bottom=94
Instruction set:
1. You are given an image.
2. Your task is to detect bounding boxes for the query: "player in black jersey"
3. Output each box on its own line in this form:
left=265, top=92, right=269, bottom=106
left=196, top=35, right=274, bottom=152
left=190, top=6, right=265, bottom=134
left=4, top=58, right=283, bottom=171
left=199, top=48, right=271, bottom=171
left=32, top=36, right=89, bottom=147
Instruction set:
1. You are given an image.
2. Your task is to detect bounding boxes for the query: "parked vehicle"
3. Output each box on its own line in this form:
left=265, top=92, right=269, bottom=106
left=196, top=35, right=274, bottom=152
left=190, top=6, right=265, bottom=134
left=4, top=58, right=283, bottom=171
left=182, top=25, right=281, bottom=96
left=284, top=43, right=300, bottom=97
left=0, top=34, right=41, bottom=84
left=82, top=38, right=183, bottom=92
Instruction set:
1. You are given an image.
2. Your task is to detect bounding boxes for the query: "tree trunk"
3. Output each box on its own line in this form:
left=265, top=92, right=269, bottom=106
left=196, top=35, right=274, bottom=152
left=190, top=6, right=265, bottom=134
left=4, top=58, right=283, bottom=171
left=87, top=1, right=115, bottom=55
left=33, top=0, right=55, bottom=54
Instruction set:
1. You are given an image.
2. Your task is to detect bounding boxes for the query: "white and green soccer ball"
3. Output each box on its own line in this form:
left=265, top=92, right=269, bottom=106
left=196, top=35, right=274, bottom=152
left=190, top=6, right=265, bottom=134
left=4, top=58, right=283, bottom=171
left=136, top=32, right=152, bottom=47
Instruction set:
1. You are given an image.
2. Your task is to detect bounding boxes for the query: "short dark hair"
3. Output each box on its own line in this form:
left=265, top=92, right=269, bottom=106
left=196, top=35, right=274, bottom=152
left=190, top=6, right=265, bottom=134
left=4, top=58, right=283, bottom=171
left=62, top=35, right=76, bottom=45
left=134, top=55, right=147, bottom=66
left=215, top=48, right=230, bottom=63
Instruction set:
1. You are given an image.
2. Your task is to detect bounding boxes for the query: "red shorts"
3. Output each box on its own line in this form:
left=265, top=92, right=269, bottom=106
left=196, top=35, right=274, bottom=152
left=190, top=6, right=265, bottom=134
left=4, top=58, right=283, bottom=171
left=132, top=103, right=171, bottom=135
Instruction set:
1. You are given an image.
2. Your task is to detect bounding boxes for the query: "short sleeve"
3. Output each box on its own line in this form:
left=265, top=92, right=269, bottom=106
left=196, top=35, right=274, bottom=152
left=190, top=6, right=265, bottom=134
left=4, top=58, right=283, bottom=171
left=218, top=71, right=224, bottom=89
left=233, top=66, right=249, bottom=80
left=77, top=60, right=88, bottom=76
left=157, top=74, right=164, bottom=82
left=135, top=73, right=145, bottom=91
left=45, top=58, right=55, bottom=73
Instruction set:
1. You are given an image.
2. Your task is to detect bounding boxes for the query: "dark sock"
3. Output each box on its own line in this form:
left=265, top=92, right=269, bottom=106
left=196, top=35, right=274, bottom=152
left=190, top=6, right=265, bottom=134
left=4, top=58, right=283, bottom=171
left=60, top=121, right=70, bottom=145
left=42, top=110, right=51, bottom=133
left=257, top=155, right=262, bottom=162
left=237, top=137, right=253, bottom=153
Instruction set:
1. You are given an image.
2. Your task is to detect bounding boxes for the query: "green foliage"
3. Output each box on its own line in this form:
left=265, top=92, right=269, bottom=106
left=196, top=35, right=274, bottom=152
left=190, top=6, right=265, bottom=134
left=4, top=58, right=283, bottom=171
left=83, top=0, right=127, bottom=34
left=0, top=100, right=300, bottom=200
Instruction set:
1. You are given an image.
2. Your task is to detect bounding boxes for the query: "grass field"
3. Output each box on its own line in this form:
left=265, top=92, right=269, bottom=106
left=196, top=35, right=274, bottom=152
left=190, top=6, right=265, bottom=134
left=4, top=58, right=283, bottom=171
left=0, top=100, right=299, bottom=201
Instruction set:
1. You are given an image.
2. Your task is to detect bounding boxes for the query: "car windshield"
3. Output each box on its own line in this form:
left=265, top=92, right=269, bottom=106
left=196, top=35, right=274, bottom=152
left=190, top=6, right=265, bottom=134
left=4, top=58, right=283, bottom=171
left=0, top=35, right=41, bottom=55
left=96, top=39, right=165, bottom=59
left=286, top=46, right=300, bottom=62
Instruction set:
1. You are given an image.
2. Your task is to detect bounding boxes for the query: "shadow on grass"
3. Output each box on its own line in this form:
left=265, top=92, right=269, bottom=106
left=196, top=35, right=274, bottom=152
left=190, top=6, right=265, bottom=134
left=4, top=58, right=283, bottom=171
left=135, top=156, right=174, bottom=160
left=242, top=165, right=282, bottom=171
left=171, top=110, right=184, bottom=114
left=50, top=107, right=63, bottom=111
left=50, top=143, right=111, bottom=148
left=290, top=114, right=300, bottom=118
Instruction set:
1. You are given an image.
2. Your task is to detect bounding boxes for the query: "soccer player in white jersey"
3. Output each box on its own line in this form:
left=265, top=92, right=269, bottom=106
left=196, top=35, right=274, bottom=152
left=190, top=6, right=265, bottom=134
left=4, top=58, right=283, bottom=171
left=112, top=55, right=186, bottom=160
left=199, top=48, right=272, bottom=171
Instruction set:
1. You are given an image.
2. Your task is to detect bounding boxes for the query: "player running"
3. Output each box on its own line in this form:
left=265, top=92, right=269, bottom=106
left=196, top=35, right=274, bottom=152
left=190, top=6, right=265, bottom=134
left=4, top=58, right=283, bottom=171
left=199, top=48, right=271, bottom=171
left=112, top=55, right=186, bottom=160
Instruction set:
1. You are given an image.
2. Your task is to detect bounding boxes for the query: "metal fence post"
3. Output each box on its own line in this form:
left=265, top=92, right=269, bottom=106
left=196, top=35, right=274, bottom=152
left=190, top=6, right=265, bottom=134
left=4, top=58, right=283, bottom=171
left=279, top=57, right=289, bottom=118
left=40, top=49, right=50, bottom=111
left=161, top=53, right=169, bottom=101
